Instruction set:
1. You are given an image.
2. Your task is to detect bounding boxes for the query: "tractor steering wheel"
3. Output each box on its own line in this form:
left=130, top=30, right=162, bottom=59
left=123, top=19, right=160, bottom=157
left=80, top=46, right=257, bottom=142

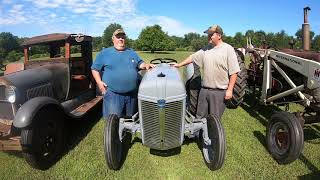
left=150, top=58, right=177, bottom=64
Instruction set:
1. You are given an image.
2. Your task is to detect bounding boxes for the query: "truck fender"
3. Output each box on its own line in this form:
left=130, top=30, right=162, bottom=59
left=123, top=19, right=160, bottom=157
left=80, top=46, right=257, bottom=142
left=13, top=97, right=64, bottom=129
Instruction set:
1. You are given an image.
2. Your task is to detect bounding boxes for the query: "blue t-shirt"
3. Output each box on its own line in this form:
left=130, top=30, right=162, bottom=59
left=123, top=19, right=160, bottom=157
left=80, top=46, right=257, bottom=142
left=91, top=47, right=144, bottom=93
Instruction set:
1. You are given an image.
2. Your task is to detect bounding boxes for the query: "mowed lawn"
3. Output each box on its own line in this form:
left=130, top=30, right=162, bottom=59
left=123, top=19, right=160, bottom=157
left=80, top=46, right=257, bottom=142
left=0, top=51, right=319, bottom=179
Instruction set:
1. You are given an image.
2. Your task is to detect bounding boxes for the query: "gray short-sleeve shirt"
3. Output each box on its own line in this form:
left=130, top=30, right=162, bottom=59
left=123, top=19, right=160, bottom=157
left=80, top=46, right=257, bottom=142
left=192, top=42, right=240, bottom=89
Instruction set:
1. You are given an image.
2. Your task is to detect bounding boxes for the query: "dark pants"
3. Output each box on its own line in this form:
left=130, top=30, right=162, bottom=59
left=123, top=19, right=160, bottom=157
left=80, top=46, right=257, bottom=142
left=103, top=90, right=137, bottom=119
left=196, top=88, right=226, bottom=120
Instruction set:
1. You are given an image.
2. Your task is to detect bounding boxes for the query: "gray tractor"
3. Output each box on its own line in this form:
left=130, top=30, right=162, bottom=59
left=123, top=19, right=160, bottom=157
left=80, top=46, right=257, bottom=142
left=104, top=55, right=247, bottom=171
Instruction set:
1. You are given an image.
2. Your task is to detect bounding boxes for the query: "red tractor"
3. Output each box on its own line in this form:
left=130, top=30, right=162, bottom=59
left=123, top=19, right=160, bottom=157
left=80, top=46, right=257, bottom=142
left=246, top=7, right=320, bottom=164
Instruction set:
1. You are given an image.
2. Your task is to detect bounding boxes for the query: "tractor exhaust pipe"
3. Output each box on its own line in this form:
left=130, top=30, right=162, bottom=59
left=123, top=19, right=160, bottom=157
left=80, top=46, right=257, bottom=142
left=302, top=6, right=311, bottom=51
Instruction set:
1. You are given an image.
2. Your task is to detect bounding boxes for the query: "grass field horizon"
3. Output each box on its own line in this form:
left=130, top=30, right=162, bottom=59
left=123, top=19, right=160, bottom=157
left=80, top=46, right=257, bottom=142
left=0, top=51, right=319, bottom=179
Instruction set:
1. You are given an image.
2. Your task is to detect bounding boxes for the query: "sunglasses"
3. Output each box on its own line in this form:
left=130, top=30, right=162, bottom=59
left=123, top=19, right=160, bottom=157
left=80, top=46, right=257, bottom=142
left=115, top=35, right=126, bottom=39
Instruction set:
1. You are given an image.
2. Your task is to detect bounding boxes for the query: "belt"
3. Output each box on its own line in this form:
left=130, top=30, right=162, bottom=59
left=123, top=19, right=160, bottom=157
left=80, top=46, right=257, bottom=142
left=202, top=87, right=225, bottom=91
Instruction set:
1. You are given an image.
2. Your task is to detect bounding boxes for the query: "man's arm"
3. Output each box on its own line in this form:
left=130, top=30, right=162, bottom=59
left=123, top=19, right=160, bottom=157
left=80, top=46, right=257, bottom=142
left=173, top=55, right=193, bottom=68
left=225, top=73, right=238, bottom=100
left=139, top=62, right=155, bottom=70
left=91, top=69, right=107, bottom=94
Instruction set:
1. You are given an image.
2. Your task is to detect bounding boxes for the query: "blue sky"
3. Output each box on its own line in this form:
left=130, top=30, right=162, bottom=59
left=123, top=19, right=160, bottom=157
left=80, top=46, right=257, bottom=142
left=0, top=0, right=319, bottom=39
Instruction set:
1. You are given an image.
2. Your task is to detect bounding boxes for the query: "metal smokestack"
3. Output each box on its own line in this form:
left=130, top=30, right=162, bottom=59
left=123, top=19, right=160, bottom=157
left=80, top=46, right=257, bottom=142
left=302, top=6, right=311, bottom=51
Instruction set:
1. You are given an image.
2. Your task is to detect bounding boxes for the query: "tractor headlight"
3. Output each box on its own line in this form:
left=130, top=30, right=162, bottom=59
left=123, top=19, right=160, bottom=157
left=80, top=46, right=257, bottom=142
left=5, top=86, right=16, bottom=103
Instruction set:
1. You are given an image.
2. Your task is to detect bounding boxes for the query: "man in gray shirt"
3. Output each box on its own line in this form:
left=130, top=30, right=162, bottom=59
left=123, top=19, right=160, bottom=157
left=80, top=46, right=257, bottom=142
left=174, top=24, right=240, bottom=119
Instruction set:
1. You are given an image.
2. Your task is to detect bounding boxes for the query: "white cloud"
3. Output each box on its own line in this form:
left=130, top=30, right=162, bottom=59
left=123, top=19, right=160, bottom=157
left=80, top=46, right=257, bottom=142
left=122, top=15, right=198, bottom=38
left=0, top=0, right=197, bottom=38
left=49, top=13, right=57, bottom=18
left=0, top=4, right=26, bottom=25
left=155, top=16, right=198, bottom=36
left=2, top=0, right=13, bottom=4
left=31, top=0, right=60, bottom=8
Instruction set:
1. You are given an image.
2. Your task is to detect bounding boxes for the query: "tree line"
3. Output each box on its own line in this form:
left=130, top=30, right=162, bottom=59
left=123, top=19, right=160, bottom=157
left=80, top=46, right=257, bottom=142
left=1, top=23, right=320, bottom=63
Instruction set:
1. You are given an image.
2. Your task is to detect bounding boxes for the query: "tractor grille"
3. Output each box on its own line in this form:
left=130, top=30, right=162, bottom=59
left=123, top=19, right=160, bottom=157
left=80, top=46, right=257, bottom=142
left=140, top=100, right=184, bottom=150
left=27, top=83, right=54, bottom=100
left=0, top=102, right=14, bottom=120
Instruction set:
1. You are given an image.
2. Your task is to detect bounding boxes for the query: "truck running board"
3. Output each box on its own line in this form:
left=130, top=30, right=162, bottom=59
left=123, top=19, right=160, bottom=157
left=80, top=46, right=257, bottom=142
left=70, top=96, right=102, bottom=116
left=0, top=136, right=21, bottom=151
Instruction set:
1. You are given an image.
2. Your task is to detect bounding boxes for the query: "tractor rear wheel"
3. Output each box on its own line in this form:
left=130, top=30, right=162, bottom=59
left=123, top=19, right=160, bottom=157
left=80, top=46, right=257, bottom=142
left=201, top=115, right=226, bottom=170
left=186, top=62, right=201, bottom=115
left=227, top=49, right=247, bottom=109
left=266, top=112, right=304, bottom=164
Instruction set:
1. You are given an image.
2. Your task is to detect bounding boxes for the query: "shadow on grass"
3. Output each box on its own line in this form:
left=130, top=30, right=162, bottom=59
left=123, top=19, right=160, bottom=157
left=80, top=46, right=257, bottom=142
left=133, top=136, right=199, bottom=157
left=0, top=102, right=102, bottom=169
left=304, top=125, right=320, bottom=142
left=63, top=102, right=102, bottom=155
left=253, top=130, right=320, bottom=175
left=148, top=137, right=197, bottom=157
left=2, top=151, right=23, bottom=158
left=298, top=171, right=320, bottom=180
left=150, top=147, right=181, bottom=157
left=298, top=154, right=320, bottom=178
left=240, top=92, right=282, bottom=126
left=253, top=131, right=267, bottom=150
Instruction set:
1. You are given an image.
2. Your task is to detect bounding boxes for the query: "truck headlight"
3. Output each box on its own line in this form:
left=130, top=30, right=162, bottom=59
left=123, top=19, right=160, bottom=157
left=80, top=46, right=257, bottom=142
left=5, top=86, right=16, bottom=103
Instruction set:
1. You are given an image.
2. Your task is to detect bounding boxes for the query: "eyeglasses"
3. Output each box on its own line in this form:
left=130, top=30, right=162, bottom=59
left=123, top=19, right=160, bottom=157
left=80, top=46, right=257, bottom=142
left=115, top=35, right=126, bottom=39
left=208, top=32, right=220, bottom=37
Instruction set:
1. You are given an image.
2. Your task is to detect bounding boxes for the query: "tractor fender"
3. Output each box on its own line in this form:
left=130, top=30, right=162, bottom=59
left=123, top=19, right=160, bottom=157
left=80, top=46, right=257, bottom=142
left=13, top=97, right=65, bottom=129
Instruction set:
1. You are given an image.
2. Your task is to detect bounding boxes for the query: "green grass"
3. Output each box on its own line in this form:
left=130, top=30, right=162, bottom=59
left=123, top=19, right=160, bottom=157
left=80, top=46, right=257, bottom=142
left=0, top=51, right=319, bottom=179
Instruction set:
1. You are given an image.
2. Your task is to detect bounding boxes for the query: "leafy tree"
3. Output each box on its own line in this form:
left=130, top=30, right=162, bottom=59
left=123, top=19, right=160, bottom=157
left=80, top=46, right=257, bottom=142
left=223, top=35, right=234, bottom=46
left=312, top=35, right=320, bottom=51
left=0, top=32, right=21, bottom=59
left=102, top=23, right=122, bottom=48
left=162, top=37, right=176, bottom=51
left=171, top=36, right=184, bottom=48
left=136, top=24, right=167, bottom=53
left=92, top=36, right=102, bottom=51
left=253, top=30, right=267, bottom=48
left=273, top=30, right=290, bottom=48
left=191, top=36, right=207, bottom=51
left=183, top=32, right=200, bottom=47
left=245, top=30, right=255, bottom=38
left=295, top=28, right=315, bottom=40
left=125, top=38, right=134, bottom=49
left=6, top=50, right=23, bottom=62
left=233, top=32, right=246, bottom=48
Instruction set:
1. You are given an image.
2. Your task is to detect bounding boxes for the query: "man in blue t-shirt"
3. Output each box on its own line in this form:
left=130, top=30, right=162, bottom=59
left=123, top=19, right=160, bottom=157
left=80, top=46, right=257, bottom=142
left=91, top=29, right=154, bottom=119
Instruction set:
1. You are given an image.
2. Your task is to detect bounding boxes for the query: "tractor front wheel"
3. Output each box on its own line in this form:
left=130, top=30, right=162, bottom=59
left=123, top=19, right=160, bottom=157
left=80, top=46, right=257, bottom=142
left=201, top=115, right=226, bottom=170
left=266, top=112, right=304, bottom=164
left=104, top=114, right=131, bottom=170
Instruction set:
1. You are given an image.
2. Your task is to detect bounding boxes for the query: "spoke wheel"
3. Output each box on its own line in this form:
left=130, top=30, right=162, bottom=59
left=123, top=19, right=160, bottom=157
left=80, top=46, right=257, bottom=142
left=21, top=106, right=65, bottom=170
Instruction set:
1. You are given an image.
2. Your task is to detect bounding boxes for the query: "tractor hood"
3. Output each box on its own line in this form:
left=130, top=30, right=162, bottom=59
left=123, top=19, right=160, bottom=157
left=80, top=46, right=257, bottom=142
left=138, top=63, right=186, bottom=102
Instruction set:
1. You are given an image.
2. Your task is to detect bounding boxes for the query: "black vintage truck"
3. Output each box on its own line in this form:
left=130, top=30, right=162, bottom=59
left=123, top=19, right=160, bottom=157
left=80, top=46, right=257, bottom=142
left=0, top=33, right=102, bottom=170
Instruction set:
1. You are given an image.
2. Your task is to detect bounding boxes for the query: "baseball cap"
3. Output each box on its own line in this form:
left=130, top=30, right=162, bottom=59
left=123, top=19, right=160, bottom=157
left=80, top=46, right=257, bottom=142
left=204, top=25, right=223, bottom=35
left=112, top=29, right=126, bottom=37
